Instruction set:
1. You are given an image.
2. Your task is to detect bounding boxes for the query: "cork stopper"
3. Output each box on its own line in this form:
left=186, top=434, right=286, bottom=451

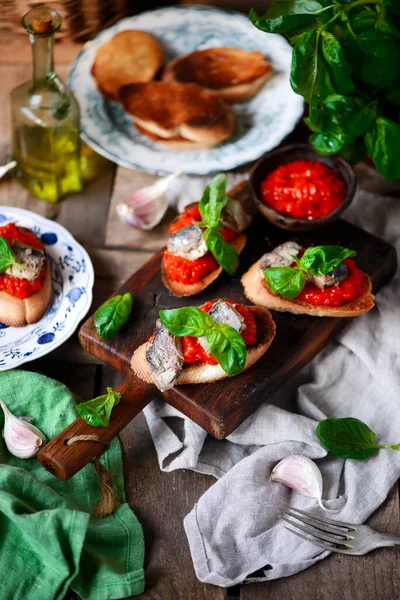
left=31, top=12, right=53, bottom=34
left=22, top=7, right=62, bottom=36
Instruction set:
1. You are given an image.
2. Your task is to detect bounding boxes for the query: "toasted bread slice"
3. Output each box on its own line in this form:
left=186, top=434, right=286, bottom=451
left=162, top=233, right=246, bottom=297
left=92, top=30, right=164, bottom=100
left=0, top=261, right=52, bottom=327
left=241, top=259, right=375, bottom=317
left=120, top=82, right=235, bottom=147
left=162, top=47, right=273, bottom=103
left=131, top=305, right=276, bottom=386
left=134, top=109, right=235, bottom=149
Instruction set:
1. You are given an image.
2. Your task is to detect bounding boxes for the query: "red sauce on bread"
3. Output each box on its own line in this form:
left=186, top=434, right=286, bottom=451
left=0, top=223, right=45, bottom=299
left=260, top=160, right=346, bottom=220
left=297, top=259, right=366, bottom=307
left=165, top=205, right=237, bottom=284
left=182, top=300, right=257, bottom=365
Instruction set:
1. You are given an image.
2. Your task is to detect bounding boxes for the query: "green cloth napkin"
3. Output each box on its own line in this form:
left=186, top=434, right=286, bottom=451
left=0, top=369, right=144, bottom=600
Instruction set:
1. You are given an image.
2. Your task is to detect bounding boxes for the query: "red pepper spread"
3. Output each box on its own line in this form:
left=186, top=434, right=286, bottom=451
left=182, top=300, right=257, bottom=366
left=260, top=160, right=347, bottom=220
left=164, top=205, right=238, bottom=284
left=0, top=223, right=45, bottom=299
left=297, top=259, right=367, bottom=307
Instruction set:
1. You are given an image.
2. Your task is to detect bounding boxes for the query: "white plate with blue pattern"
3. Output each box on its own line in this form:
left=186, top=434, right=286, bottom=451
left=0, top=208, right=94, bottom=371
left=68, top=6, right=304, bottom=175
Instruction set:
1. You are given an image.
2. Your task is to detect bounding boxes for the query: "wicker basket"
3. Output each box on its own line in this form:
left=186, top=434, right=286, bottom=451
left=2, top=0, right=128, bottom=41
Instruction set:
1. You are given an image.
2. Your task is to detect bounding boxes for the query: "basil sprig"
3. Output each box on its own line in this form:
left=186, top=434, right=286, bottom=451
left=264, top=245, right=356, bottom=300
left=317, top=417, right=400, bottom=460
left=76, top=387, right=121, bottom=427
left=95, top=292, right=133, bottom=339
left=159, top=306, right=246, bottom=377
left=197, top=174, right=239, bottom=276
left=0, top=236, right=25, bottom=273
left=250, top=0, right=400, bottom=180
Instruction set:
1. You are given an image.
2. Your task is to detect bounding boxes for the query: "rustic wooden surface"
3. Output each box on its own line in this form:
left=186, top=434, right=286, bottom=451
left=1, top=32, right=400, bottom=600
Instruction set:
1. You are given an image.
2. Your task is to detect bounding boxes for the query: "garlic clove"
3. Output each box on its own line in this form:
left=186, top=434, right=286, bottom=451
left=116, top=171, right=183, bottom=231
left=270, top=455, right=338, bottom=512
left=0, top=398, right=47, bottom=459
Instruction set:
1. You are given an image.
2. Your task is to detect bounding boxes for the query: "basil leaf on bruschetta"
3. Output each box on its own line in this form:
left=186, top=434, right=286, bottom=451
left=206, top=323, right=247, bottom=377
left=299, top=246, right=357, bottom=276
left=198, top=173, right=229, bottom=230
left=159, top=306, right=214, bottom=337
left=0, top=236, right=25, bottom=274
left=203, top=228, right=239, bottom=276
left=264, top=267, right=307, bottom=299
left=95, top=292, right=133, bottom=339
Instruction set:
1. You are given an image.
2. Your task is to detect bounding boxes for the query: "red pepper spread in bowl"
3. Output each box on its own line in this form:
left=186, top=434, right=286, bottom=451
left=164, top=205, right=238, bottom=284
left=0, top=223, right=46, bottom=299
left=261, top=160, right=347, bottom=221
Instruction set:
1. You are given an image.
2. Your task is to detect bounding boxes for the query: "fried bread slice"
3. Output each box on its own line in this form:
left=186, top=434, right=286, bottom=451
left=162, top=47, right=273, bottom=103
left=92, top=30, right=164, bottom=100
left=120, top=81, right=236, bottom=147
left=241, top=259, right=375, bottom=317
left=131, top=305, right=276, bottom=385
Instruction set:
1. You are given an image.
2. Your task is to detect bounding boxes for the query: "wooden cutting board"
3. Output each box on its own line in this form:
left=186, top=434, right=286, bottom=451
left=37, top=181, right=397, bottom=479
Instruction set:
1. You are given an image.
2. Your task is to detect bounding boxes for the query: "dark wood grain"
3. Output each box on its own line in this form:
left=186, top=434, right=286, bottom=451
left=78, top=181, right=397, bottom=440
left=37, top=372, right=154, bottom=479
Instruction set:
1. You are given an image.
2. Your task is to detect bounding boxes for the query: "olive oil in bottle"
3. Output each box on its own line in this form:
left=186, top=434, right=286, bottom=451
left=11, top=7, right=81, bottom=202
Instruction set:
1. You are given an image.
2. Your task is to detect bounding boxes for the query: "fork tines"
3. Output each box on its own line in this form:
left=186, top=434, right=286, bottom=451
left=282, top=507, right=354, bottom=554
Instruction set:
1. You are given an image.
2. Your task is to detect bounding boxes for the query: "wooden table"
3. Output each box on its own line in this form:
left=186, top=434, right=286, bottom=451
left=1, top=33, right=400, bottom=600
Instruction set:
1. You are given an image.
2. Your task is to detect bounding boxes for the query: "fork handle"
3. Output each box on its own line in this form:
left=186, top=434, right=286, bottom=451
left=373, top=532, right=400, bottom=548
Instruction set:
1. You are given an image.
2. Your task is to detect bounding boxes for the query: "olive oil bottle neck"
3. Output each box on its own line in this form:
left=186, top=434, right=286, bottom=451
left=31, top=33, right=54, bottom=85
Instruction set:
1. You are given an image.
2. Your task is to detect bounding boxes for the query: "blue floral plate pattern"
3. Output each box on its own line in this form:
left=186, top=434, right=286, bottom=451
left=68, top=6, right=304, bottom=175
left=0, top=208, right=94, bottom=371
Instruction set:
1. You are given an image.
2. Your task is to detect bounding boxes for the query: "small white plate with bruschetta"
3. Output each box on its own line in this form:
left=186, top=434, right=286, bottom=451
left=0, top=207, right=94, bottom=371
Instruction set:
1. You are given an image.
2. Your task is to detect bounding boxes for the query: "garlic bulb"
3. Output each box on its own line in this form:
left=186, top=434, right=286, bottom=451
left=116, top=171, right=183, bottom=230
left=0, top=398, right=46, bottom=459
left=270, top=455, right=338, bottom=512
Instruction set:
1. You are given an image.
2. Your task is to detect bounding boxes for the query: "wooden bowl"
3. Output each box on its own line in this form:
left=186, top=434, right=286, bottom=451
left=249, top=144, right=357, bottom=231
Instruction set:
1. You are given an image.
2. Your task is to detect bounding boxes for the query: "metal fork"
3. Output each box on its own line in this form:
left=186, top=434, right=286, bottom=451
left=282, top=507, right=400, bottom=555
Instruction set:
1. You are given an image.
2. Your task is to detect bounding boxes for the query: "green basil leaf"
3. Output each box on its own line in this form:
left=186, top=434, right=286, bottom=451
left=339, top=138, right=366, bottom=165
left=307, top=95, right=377, bottom=155
left=203, top=228, right=239, bottom=277
left=365, top=117, right=400, bottom=180
left=198, top=174, right=229, bottom=229
left=350, top=10, right=377, bottom=34
left=95, top=292, right=133, bottom=339
left=321, top=31, right=354, bottom=94
left=299, top=246, right=356, bottom=276
left=316, top=417, right=382, bottom=460
left=0, top=236, right=24, bottom=274
left=290, top=31, right=335, bottom=103
left=76, top=387, right=121, bottom=427
left=250, top=1, right=323, bottom=35
left=206, top=322, right=246, bottom=377
left=159, top=306, right=214, bottom=337
left=264, top=267, right=306, bottom=299
left=357, top=29, right=400, bottom=89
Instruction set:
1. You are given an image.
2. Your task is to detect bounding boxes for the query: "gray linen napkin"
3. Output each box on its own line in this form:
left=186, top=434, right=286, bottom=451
left=143, top=185, right=400, bottom=586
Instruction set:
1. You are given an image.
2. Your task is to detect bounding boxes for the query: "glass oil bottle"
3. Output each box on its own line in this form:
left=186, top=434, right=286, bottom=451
left=11, top=7, right=82, bottom=202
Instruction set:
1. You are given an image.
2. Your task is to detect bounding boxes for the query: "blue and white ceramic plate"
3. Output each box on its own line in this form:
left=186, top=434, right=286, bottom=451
left=68, top=6, right=304, bottom=175
left=0, top=208, right=94, bottom=371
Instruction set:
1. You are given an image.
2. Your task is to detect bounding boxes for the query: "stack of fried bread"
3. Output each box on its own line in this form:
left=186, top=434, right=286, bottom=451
left=92, top=30, right=273, bottom=148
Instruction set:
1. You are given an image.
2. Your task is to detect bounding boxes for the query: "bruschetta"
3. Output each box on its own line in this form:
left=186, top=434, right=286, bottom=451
left=162, top=175, right=251, bottom=297
left=131, top=299, right=276, bottom=390
left=241, top=241, right=374, bottom=317
left=0, top=223, right=52, bottom=327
